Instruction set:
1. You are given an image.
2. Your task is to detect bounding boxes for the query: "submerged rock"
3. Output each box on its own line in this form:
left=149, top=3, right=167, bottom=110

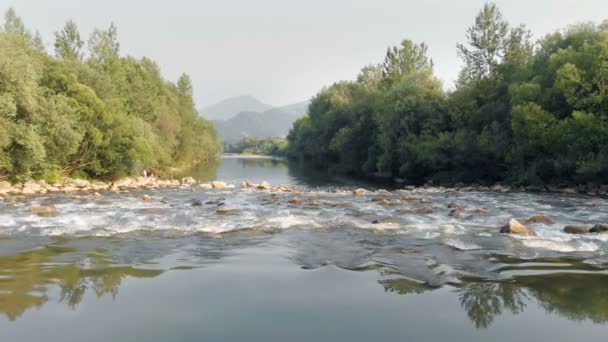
left=475, top=208, right=490, bottom=215
left=500, top=219, right=536, bottom=236
left=31, top=205, right=58, bottom=217
left=216, top=209, right=241, bottom=215
left=525, top=215, right=555, bottom=225
left=190, top=200, right=203, bottom=207
left=590, top=224, right=608, bottom=234
left=449, top=207, right=466, bottom=219
left=564, top=225, right=590, bottom=235
left=140, top=195, right=153, bottom=201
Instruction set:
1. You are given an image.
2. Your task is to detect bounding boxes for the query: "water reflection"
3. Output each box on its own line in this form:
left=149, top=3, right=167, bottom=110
left=381, top=273, right=608, bottom=329
left=0, top=244, right=162, bottom=321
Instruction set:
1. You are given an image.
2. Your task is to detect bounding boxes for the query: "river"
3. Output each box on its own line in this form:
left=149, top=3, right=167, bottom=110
left=1, top=156, right=608, bottom=341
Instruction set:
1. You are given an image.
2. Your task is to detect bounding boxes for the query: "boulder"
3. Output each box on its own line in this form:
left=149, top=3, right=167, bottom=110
left=590, top=224, right=608, bottom=234
left=241, top=181, right=257, bottom=188
left=500, top=219, right=536, bottom=236
left=23, top=180, right=44, bottom=193
left=353, top=188, right=368, bottom=196
left=199, top=183, right=213, bottom=189
left=525, top=215, right=555, bottom=225
left=257, top=181, right=272, bottom=190
left=564, top=225, right=590, bottom=235
left=31, top=205, right=58, bottom=217
left=212, top=181, right=228, bottom=189
left=181, top=177, right=197, bottom=186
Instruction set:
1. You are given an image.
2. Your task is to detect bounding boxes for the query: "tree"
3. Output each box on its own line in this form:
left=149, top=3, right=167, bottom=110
left=54, top=20, right=84, bottom=60
left=88, top=23, right=119, bottom=65
left=457, top=3, right=509, bottom=83
left=3, top=8, right=28, bottom=36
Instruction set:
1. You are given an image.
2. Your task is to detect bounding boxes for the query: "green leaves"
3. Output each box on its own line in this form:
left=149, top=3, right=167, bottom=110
left=287, top=3, right=608, bottom=186
left=0, top=8, right=221, bottom=181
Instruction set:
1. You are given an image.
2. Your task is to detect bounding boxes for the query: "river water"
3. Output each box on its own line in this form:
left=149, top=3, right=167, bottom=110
left=1, top=156, right=608, bottom=341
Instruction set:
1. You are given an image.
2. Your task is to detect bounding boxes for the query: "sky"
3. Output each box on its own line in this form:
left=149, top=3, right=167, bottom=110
left=3, top=0, right=608, bottom=108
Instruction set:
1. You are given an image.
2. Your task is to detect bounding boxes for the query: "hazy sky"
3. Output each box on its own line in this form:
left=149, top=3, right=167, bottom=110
left=3, top=0, right=608, bottom=107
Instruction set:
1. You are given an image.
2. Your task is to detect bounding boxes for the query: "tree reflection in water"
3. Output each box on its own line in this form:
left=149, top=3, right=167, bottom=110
left=381, top=273, right=608, bottom=329
left=0, top=244, right=162, bottom=321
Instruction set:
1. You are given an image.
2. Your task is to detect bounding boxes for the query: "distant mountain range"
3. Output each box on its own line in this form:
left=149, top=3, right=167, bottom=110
left=199, top=95, right=273, bottom=121
left=199, top=96, right=309, bottom=144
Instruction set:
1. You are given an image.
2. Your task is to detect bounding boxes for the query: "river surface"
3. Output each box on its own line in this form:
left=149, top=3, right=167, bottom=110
left=1, top=156, right=608, bottom=341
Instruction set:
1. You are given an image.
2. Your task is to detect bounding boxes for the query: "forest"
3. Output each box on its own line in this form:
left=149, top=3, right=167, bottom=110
left=225, top=137, right=287, bottom=157
left=0, top=9, right=221, bottom=182
left=287, top=3, right=608, bottom=186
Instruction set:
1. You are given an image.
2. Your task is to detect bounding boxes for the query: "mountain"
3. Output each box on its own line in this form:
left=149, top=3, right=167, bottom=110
left=212, top=101, right=309, bottom=144
left=198, top=95, right=273, bottom=121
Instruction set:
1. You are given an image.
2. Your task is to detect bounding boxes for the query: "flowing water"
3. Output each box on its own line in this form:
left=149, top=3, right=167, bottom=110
left=1, top=156, right=608, bottom=341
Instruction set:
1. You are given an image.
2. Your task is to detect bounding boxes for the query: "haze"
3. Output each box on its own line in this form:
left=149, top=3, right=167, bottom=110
left=4, top=0, right=607, bottom=107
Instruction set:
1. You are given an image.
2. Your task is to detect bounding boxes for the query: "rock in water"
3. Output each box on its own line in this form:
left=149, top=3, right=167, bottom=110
left=564, top=225, right=591, bottom=235
left=211, top=181, right=227, bottom=189
left=181, top=177, right=197, bottom=186
left=216, top=209, right=241, bottom=215
left=500, top=219, right=536, bottom=236
left=449, top=208, right=466, bottom=219
left=590, top=224, right=608, bottom=234
left=257, top=181, right=271, bottom=190
left=31, top=205, right=58, bottom=217
left=525, top=215, right=555, bottom=224
left=353, top=188, right=368, bottom=196
left=141, top=195, right=153, bottom=201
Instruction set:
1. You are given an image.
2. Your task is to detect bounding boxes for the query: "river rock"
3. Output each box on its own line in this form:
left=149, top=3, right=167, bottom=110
left=564, top=225, right=590, bottom=235
left=181, top=177, right=197, bottom=186
left=141, top=195, right=153, bottom=201
left=216, top=209, right=241, bottom=215
left=191, top=200, right=203, bottom=207
left=476, top=208, right=490, bottom=215
left=525, top=215, right=555, bottom=225
left=590, top=224, right=608, bottom=234
left=331, top=201, right=353, bottom=208
left=241, top=181, right=257, bottom=188
left=501, top=219, right=536, bottom=236
left=114, top=178, right=134, bottom=188
left=199, top=183, right=213, bottom=189
left=353, top=188, right=368, bottom=196
left=257, top=181, right=272, bottom=190
left=65, top=178, right=91, bottom=188
left=288, top=197, right=303, bottom=205
left=447, top=202, right=463, bottom=209
left=449, top=207, right=466, bottom=219
left=211, top=181, right=227, bottom=189
left=31, top=205, right=58, bottom=217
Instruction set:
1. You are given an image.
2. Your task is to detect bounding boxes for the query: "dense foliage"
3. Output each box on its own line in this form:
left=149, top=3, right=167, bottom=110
left=225, top=137, right=287, bottom=157
left=0, top=9, right=221, bottom=181
left=288, top=3, right=608, bottom=186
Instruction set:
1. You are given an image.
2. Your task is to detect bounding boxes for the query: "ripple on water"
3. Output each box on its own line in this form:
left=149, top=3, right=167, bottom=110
left=1, top=188, right=608, bottom=284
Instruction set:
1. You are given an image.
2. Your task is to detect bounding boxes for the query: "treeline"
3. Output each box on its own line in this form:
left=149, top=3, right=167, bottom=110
left=0, top=9, right=221, bottom=181
left=225, top=137, right=287, bottom=156
left=288, top=3, right=608, bottom=186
